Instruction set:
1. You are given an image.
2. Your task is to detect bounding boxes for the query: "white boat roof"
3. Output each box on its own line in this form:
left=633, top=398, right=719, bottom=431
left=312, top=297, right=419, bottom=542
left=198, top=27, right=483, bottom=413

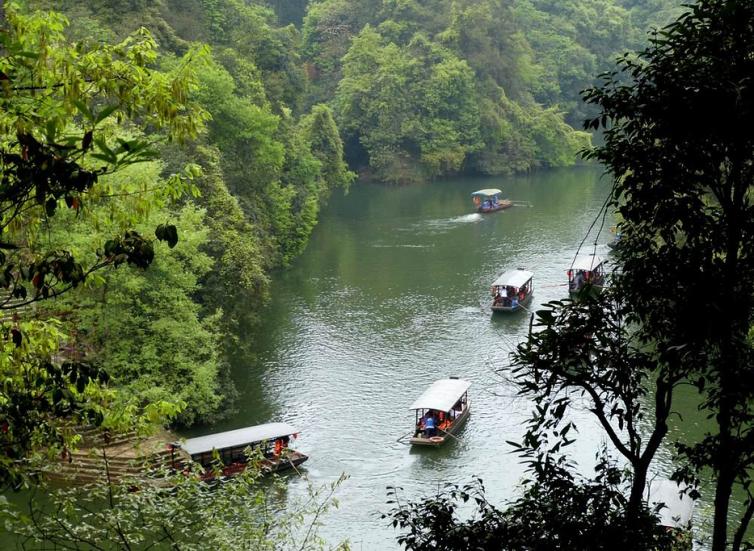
left=410, top=378, right=471, bottom=411
left=492, top=269, right=534, bottom=288
left=471, top=188, right=502, bottom=197
left=571, top=255, right=604, bottom=272
left=181, top=422, right=299, bottom=456
left=647, top=480, right=695, bottom=529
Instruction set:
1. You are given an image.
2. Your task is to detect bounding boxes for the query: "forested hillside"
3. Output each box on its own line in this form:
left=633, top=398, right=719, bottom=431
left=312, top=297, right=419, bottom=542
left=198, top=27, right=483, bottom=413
left=302, top=0, right=684, bottom=182
left=18, top=0, right=683, bottom=426
left=23, top=0, right=354, bottom=425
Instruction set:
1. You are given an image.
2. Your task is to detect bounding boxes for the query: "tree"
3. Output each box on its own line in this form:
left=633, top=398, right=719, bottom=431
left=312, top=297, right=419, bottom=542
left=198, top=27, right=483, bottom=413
left=386, top=450, right=675, bottom=550
left=299, top=104, right=355, bottom=196
left=581, top=1, right=754, bottom=548
left=513, top=289, right=679, bottom=519
left=0, top=3, right=206, bottom=486
left=336, top=27, right=482, bottom=183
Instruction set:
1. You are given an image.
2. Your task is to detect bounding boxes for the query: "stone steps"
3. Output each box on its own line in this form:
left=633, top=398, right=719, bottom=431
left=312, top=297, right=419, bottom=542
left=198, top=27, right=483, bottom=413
left=47, top=428, right=189, bottom=485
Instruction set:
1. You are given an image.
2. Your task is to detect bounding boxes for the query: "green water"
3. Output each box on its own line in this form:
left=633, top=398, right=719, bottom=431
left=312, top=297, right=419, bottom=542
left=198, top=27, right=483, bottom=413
left=201, top=166, right=634, bottom=548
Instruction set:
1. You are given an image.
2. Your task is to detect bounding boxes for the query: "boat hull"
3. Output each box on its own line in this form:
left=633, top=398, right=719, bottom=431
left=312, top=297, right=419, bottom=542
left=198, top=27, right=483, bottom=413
left=200, top=451, right=308, bottom=480
left=491, top=294, right=533, bottom=312
left=261, top=450, right=309, bottom=473
left=409, top=406, right=470, bottom=446
left=478, top=199, right=513, bottom=213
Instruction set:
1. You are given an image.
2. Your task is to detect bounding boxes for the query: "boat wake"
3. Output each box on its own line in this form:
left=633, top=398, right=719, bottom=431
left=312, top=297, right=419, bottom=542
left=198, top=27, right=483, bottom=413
left=411, top=213, right=483, bottom=233
left=451, top=213, right=483, bottom=224
left=371, top=243, right=434, bottom=248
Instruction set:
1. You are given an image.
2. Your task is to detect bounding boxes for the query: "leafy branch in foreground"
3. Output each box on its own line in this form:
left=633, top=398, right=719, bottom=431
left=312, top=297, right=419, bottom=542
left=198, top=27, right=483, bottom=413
left=0, top=4, right=209, bottom=310
left=512, top=289, right=683, bottom=517
left=1, top=457, right=350, bottom=551
left=385, top=449, right=675, bottom=551
left=0, top=4, right=207, bottom=487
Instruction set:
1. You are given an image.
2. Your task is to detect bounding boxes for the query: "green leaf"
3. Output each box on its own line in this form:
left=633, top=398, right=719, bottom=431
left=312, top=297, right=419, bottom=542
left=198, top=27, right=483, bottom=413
left=73, top=99, right=94, bottom=122
left=93, top=137, right=116, bottom=163
left=95, top=104, right=119, bottom=124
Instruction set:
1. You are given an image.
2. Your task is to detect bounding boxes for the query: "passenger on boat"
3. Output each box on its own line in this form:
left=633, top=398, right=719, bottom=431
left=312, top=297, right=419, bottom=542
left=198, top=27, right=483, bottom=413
left=424, top=413, right=437, bottom=437
left=437, top=412, right=451, bottom=431
left=499, top=287, right=508, bottom=304
left=272, top=436, right=290, bottom=457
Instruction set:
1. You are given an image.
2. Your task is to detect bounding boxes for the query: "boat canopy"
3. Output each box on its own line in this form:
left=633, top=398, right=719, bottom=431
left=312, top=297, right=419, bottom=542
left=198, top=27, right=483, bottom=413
left=410, top=378, right=471, bottom=412
left=647, top=480, right=695, bottom=529
left=182, top=422, right=298, bottom=456
left=471, top=188, right=502, bottom=198
left=571, top=255, right=604, bottom=272
left=492, top=269, right=534, bottom=289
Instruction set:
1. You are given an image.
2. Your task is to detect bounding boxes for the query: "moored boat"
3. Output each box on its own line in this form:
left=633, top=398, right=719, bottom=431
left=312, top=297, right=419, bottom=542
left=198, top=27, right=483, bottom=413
left=607, top=225, right=623, bottom=250
left=179, top=422, right=308, bottom=479
left=491, top=269, right=533, bottom=312
left=567, top=254, right=606, bottom=295
left=471, top=188, right=513, bottom=213
left=409, top=378, right=471, bottom=446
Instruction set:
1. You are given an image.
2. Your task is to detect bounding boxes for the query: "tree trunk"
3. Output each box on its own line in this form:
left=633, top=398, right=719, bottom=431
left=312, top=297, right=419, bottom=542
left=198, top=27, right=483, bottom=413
left=628, top=379, right=670, bottom=518
left=711, top=168, right=746, bottom=551
left=711, top=442, right=734, bottom=551
left=627, top=459, right=649, bottom=517
left=732, top=495, right=754, bottom=551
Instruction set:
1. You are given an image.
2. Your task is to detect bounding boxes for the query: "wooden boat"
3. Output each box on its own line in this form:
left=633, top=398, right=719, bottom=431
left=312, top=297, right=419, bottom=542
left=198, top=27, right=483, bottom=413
left=607, top=226, right=623, bottom=250
left=491, top=269, right=533, bottom=312
left=409, top=378, right=471, bottom=446
left=179, top=422, right=308, bottom=479
left=568, top=255, right=606, bottom=296
left=471, top=188, right=513, bottom=213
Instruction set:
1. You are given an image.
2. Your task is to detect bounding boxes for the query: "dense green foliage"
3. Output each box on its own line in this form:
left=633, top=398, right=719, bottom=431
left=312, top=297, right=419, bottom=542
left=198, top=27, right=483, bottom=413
left=303, top=0, right=684, bottom=182
left=19, top=0, right=354, bottom=427
left=2, top=457, right=348, bottom=550
left=0, top=3, right=207, bottom=486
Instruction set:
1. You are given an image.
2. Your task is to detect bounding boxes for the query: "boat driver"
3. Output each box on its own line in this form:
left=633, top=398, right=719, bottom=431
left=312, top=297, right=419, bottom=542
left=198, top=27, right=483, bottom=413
left=424, top=412, right=437, bottom=437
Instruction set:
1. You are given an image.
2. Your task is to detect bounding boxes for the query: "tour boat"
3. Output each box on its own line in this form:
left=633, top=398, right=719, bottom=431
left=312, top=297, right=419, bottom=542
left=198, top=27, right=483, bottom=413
left=491, top=269, right=534, bottom=312
left=179, top=422, right=308, bottom=479
left=409, top=378, right=471, bottom=446
left=567, top=255, right=606, bottom=295
left=471, top=188, right=513, bottom=213
left=607, top=226, right=623, bottom=250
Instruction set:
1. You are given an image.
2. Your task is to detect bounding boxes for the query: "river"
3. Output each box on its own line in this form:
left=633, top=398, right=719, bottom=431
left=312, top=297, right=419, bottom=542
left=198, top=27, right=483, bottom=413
left=190, top=165, right=636, bottom=549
